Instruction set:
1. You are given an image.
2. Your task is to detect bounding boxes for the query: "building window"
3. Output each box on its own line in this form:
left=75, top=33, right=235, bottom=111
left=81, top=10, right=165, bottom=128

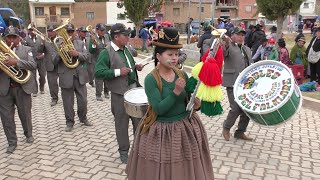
left=221, top=9, right=230, bottom=13
left=86, top=12, right=94, bottom=20
left=117, top=13, right=126, bottom=20
left=61, top=7, right=70, bottom=16
left=303, top=3, right=309, bottom=8
left=245, top=5, right=252, bottom=13
left=198, top=7, right=204, bottom=12
left=173, top=8, right=180, bottom=16
left=35, top=7, right=44, bottom=16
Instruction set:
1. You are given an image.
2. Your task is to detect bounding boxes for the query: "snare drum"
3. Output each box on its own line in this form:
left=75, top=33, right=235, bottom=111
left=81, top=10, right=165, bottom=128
left=124, top=87, right=148, bottom=118
left=234, top=60, right=302, bottom=126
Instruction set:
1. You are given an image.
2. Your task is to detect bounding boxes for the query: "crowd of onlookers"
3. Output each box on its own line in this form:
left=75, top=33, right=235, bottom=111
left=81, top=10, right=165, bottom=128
left=192, top=18, right=320, bottom=88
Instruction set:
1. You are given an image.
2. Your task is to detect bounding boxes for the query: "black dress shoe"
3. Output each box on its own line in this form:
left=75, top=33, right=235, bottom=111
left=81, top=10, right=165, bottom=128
left=50, top=100, right=57, bottom=106
left=26, top=136, right=34, bottom=143
left=65, top=125, right=73, bottom=132
left=81, top=120, right=93, bottom=126
left=96, top=96, right=103, bottom=101
left=120, top=153, right=128, bottom=164
left=6, top=145, right=17, bottom=154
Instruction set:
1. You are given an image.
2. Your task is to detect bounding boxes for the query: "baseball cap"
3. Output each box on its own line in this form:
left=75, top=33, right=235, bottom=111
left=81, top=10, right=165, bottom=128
left=3, top=26, right=20, bottom=37
left=65, top=24, right=75, bottom=31
left=96, top=23, right=106, bottom=31
left=47, top=24, right=55, bottom=31
left=78, top=26, right=88, bottom=32
left=110, top=23, right=130, bottom=36
left=231, top=27, right=246, bottom=35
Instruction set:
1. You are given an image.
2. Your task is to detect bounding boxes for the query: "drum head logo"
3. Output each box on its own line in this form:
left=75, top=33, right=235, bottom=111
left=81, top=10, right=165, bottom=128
left=236, top=64, right=293, bottom=113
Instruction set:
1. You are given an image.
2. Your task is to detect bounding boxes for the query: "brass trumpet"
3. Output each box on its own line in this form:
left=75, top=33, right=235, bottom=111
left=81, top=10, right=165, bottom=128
left=31, top=27, right=52, bottom=43
left=86, top=25, right=100, bottom=46
left=0, top=40, right=31, bottom=84
left=53, top=20, right=79, bottom=69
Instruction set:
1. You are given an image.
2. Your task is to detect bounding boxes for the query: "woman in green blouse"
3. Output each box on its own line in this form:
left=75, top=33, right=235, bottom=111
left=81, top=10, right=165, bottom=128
left=126, top=27, right=214, bottom=180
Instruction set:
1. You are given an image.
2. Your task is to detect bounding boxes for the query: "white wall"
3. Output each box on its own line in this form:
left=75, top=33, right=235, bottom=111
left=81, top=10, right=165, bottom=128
left=300, top=0, right=316, bottom=15
left=106, top=2, right=134, bottom=28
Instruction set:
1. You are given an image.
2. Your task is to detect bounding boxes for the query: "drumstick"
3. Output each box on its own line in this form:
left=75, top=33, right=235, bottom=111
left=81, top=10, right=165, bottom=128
left=131, top=59, right=155, bottom=69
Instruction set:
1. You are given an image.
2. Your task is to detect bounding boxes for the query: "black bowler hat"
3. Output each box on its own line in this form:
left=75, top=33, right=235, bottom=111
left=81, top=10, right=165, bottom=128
left=153, top=27, right=182, bottom=49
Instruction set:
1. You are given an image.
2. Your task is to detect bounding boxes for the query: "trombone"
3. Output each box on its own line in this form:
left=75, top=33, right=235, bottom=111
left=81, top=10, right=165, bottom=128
left=31, top=27, right=52, bottom=43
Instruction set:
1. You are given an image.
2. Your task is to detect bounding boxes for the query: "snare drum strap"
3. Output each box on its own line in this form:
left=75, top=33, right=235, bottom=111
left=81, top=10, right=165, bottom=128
left=139, top=67, right=187, bottom=135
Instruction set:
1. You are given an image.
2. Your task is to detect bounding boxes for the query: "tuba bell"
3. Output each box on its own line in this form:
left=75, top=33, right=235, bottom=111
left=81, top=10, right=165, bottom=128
left=0, top=40, right=31, bottom=84
left=53, top=20, right=79, bottom=69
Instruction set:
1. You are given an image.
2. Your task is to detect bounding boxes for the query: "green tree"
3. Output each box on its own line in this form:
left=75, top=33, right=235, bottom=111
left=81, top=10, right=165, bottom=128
left=121, top=0, right=163, bottom=35
left=256, top=0, right=304, bottom=39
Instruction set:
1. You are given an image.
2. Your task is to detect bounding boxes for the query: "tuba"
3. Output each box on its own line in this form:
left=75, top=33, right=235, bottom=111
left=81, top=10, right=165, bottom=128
left=86, top=25, right=100, bottom=46
left=0, top=40, right=31, bottom=84
left=53, top=20, right=79, bottom=69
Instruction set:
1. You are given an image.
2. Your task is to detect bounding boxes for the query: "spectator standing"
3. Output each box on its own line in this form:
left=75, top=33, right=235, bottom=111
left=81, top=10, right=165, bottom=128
left=217, top=18, right=225, bottom=29
left=290, top=37, right=308, bottom=76
left=306, top=27, right=320, bottom=84
left=249, top=24, right=266, bottom=56
left=186, top=18, right=193, bottom=44
left=263, top=38, right=278, bottom=61
left=245, top=24, right=254, bottom=47
left=295, top=29, right=304, bottom=43
left=197, top=26, right=212, bottom=58
left=139, top=26, right=151, bottom=53
left=277, top=38, right=290, bottom=65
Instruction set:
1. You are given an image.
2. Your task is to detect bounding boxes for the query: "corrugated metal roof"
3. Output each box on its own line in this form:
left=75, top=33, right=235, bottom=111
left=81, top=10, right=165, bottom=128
left=29, top=0, right=75, bottom=4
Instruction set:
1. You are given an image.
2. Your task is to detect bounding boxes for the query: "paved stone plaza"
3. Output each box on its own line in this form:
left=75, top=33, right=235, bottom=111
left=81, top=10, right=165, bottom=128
left=0, top=55, right=320, bottom=180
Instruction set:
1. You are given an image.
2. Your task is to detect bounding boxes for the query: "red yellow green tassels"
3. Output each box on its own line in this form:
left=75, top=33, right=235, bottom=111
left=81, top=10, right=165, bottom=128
left=186, top=45, right=224, bottom=116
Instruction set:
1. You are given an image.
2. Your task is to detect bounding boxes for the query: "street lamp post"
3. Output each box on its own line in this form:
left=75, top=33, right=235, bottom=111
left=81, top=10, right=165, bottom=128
left=199, top=0, right=202, bottom=35
left=211, top=0, right=215, bottom=26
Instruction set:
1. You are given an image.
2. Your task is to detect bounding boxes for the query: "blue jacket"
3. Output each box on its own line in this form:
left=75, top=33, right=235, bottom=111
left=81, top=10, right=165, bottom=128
left=139, top=28, right=149, bottom=40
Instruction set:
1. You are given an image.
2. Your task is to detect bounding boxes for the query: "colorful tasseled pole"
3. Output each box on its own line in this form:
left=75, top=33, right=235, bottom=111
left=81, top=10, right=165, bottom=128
left=186, top=45, right=224, bottom=116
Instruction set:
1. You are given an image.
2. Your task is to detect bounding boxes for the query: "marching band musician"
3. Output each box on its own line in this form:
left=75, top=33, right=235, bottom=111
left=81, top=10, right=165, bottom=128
left=222, top=27, right=254, bottom=141
left=53, top=23, right=93, bottom=132
left=24, top=23, right=46, bottom=97
left=78, top=27, right=95, bottom=87
left=94, top=23, right=143, bottom=164
left=89, top=23, right=111, bottom=101
left=0, top=26, right=37, bottom=153
left=38, top=24, right=60, bottom=106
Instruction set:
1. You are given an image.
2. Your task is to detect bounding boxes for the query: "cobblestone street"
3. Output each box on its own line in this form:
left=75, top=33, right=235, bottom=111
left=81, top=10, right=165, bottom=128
left=0, top=55, right=320, bottom=180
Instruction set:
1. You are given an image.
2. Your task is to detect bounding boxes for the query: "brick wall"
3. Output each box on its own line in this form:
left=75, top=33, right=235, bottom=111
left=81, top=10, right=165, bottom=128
left=238, top=0, right=258, bottom=20
left=72, top=2, right=106, bottom=29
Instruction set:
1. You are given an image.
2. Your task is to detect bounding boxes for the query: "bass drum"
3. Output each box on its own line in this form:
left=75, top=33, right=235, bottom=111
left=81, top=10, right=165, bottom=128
left=124, top=87, right=148, bottom=118
left=234, top=60, right=302, bottom=126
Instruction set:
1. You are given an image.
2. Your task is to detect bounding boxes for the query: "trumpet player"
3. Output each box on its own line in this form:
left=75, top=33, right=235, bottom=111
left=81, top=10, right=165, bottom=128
left=53, top=23, right=93, bottom=132
left=0, top=27, right=37, bottom=153
left=78, top=27, right=94, bottom=87
left=25, top=23, right=46, bottom=97
left=38, top=24, right=60, bottom=106
left=89, top=23, right=111, bottom=101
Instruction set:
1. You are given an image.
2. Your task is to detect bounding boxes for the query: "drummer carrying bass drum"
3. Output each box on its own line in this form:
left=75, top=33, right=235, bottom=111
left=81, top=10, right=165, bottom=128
left=222, top=27, right=254, bottom=141
left=94, top=23, right=144, bottom=164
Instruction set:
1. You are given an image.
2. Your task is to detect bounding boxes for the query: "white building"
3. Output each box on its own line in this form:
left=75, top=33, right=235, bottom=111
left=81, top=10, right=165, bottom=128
left=300, top=0, right=317, bottom=19
left=106, top=2, right=134, bottom=29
